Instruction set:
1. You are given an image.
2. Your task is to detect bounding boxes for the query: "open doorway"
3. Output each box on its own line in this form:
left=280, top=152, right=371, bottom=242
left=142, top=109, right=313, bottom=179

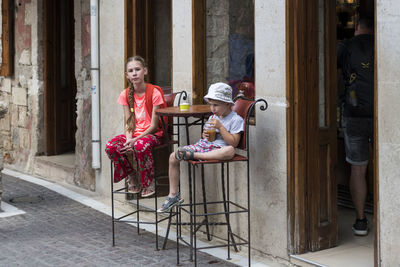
left=124, top=0, right=172, bottom=94
left=287, top=0, right=376, bottom=266
left=43, top=0, right=77, bottom=155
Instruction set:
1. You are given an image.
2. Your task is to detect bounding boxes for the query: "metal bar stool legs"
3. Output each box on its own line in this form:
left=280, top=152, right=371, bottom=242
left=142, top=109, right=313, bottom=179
left=110, top=161, right=172, bottom=251
left=111, top=164, right=115, bottom=246
left=220, top=163, right=238, bottom=254
left=200, top=164, right=212, bottom=241
left=183, top=162, right=243, bottom=266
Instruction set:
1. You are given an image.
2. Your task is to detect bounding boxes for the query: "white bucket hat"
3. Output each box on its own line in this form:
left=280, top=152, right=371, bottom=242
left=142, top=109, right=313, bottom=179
left=204, top=82, right=234, bottom=104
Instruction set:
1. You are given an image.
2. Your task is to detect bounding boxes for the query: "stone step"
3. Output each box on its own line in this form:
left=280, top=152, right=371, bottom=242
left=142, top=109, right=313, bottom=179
left=34, top=153, right=75, bottom=185
left=290, top=255, right=326, bottom=267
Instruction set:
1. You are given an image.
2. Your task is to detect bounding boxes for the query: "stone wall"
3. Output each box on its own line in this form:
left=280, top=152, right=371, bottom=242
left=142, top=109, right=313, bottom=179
left=0, top=0, right=94, bottom=191
left=206, top=0, right=254, bottom=89
left=206, top=0, right=229, bottom=87
left=0, top=0, right=41, bottom=173
left=377, top=0, right=400, bottom=265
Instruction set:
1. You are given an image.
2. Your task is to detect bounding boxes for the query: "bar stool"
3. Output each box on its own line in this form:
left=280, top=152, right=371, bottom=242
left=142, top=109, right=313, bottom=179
left=177, top=97, right=268, bottom=266
left=110, top=91, right=187, bottom=250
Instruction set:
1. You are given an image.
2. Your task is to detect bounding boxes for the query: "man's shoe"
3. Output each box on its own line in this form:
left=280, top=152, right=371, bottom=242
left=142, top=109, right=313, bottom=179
left=352, top=218, right=368, bottom=236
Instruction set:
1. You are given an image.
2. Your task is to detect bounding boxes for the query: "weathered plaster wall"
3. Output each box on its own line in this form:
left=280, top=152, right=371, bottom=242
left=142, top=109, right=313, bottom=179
left=172, top=0, right=193, bottom=94
left=171, top=0, right=194, bottom=214
left=98, top=0, right=125, bottom=196
left=0, top=101, right=8, bottom=209
left=74, top=0, right=95, bottom=190
left=377, top=0, right=400, bottom=265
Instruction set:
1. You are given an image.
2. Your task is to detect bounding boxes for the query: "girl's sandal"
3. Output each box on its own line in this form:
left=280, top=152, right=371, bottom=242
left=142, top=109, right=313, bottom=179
left=128, top=183, right=141, bottom=194
left=141, top=181, right=155, bottom=198
left=127, top=176, right=141, bottom=194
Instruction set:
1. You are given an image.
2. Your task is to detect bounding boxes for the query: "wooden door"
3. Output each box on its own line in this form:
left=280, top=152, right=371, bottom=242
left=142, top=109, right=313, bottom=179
left=287, top=0, right=337, bottom=253
left=307, top=0, right=338, bottom=251
left=44, top=0, right=77, bottom=155
left=125, top=0, right=155, bottom=83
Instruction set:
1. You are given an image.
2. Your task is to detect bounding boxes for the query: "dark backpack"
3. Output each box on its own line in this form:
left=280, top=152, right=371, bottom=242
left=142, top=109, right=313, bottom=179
left=341, top=34, right=374, bottom=117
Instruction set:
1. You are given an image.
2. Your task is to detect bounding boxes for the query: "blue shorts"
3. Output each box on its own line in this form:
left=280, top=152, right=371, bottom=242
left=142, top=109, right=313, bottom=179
left=343, top=117, right=373, bottom=166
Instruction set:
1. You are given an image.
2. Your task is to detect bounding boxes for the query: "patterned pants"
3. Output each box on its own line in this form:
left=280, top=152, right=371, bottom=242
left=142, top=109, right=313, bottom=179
left=184, top=139, right=221, bottom=152
left=105, top=134, right=161, bottom=187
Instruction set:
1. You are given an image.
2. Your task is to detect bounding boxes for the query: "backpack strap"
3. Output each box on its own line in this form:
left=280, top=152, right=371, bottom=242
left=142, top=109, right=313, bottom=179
left=144, top=84, right=167, bottom=136
left=144, top=84, right=167, bottom=111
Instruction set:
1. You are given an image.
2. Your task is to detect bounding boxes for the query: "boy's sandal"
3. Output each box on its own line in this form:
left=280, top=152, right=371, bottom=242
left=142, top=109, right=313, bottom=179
left=174, top=147, right=185, bottom=160
left=141, top=181, right=155, bottom=198
left=175, top=147, right=195, bottom=161
left=157, top=193, right=184, bottom=213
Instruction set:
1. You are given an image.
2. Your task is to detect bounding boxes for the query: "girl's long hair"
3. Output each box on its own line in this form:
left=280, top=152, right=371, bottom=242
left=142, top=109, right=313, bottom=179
left=125, top=56, right=146, bottom=133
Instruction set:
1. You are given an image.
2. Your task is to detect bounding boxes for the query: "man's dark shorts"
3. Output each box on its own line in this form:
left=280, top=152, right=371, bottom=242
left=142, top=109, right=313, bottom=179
left=343, top=117, right=373, bottom=166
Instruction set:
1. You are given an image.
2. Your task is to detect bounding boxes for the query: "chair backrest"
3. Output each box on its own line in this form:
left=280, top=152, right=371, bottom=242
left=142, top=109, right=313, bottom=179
left=164, top=93, right=176, bottom=108
left=162, top=93, right=177, bottom=137
left=232, top=98, right=254, bottom=150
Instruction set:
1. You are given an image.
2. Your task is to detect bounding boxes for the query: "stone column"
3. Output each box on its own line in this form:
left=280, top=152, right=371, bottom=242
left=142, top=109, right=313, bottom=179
left=0, top=101, right=8, bottom=211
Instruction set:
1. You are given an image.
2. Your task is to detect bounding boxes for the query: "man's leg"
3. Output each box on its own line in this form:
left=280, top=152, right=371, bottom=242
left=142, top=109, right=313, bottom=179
left=343, top=117, right=371, bottom=235
left=349, top=164, right=368, bottom=220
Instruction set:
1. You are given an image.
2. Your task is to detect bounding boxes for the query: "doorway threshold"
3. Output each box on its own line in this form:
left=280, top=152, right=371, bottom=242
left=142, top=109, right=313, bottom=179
left=290, top=207, right=373, bottom=267
left=34, top=152, right=75, bottom=185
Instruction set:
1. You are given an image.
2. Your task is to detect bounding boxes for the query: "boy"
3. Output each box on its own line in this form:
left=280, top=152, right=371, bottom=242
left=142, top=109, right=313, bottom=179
left=157, top=82, right=244, bottom=212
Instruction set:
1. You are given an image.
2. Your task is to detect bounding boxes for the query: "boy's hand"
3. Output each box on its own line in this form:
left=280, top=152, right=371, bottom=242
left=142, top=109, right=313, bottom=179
left=209, top=118, right=222, bottom=130
left=202, top=130, right=209, bottom=139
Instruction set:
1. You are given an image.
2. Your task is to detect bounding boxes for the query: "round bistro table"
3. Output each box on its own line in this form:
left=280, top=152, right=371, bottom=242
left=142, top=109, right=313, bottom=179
left=156, top=105, right=213, bottom=145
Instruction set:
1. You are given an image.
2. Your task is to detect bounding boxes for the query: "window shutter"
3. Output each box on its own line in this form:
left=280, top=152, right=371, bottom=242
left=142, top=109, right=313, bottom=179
left=0, top=0, right=14, bottom=77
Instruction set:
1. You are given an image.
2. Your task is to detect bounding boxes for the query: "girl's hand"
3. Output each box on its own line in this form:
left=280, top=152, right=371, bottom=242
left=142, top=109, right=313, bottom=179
left=120, top=137, right=137, bottom=154
left=209, top=118, right=222, bottom=130
left=123, top=137, right=136, bottom=147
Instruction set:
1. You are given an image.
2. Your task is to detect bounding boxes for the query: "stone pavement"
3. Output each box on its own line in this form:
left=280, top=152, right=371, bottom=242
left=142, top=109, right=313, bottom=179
left=0, top=174, right=238, bottom=267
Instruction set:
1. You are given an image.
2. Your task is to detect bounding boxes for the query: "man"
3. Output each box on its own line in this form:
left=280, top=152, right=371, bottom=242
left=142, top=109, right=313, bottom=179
left=337, top=16, right=374, bottom=236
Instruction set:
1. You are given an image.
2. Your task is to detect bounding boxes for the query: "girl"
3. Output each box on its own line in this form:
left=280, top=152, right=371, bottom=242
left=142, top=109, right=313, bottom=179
left=105, top=56, right=166, bottom=198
